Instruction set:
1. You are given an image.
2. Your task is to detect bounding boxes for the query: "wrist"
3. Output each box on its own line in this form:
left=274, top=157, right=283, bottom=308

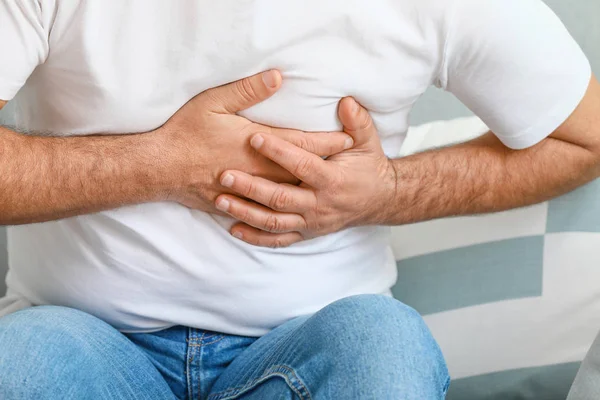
left=139, top=128, right=184, bottom=203
left=369, top=157, right=400, bottom=226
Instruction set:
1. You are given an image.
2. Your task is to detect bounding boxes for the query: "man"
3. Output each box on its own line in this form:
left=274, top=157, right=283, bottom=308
left=0, top=0, right=597, bottom=399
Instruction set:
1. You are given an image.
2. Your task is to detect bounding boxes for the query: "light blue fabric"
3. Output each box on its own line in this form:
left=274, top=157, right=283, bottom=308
left=391, top=178, right=600, bottom=400
left=0, top=295, right=449, bottom=400
left=448, top=363, right=581, bottom=400
left=394, top=236, right=544, bottom=315
left=547, top=179, right=600, bottom=233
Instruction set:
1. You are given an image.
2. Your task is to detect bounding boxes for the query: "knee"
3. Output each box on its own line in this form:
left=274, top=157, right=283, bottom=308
left=0, top=306, right=126, bottom=397
left=314, top=294, right=432, bottom=344
left=309, top=295, right=449, bottom=391
left=0, top=305, right=116, bottom=347
left=0, top=305, right=116, bottom=363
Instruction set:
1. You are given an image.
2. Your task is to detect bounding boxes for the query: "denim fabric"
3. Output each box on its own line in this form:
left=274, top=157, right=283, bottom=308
left=0, top=295, right=449, bottom=399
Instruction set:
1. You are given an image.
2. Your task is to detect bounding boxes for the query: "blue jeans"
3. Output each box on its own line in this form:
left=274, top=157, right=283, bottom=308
left=0, top=295, right=449, bottom=399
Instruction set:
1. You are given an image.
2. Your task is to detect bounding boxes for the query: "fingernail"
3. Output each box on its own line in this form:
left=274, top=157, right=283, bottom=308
left=251, top=134, right=265, bottom=149
left=232, top=231, right=244, bottom=240
left=262, top=70, right=278, bottom=89
left=221, top=174, right=234, bottom=188
left=216, top=198, right=230, bottom=212
left=344, top=137, right=354, bottom=149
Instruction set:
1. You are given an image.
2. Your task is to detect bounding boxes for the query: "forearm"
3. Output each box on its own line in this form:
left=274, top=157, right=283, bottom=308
left=0, top=126, right=170, bottom=225
left=385, top=132, right=600, bottom=225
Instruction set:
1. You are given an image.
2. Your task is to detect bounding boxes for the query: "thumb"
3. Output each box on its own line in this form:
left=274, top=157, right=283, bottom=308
left=338, top=97, right=379, bottom=148
left=204, top=70, right=282, bottom=114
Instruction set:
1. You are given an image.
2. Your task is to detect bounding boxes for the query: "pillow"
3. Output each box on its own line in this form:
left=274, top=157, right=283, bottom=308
left=391, top=117, right=600, bottom=399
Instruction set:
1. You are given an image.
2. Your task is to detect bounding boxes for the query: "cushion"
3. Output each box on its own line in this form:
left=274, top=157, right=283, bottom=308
left=391, top=117, right=600, bottom=399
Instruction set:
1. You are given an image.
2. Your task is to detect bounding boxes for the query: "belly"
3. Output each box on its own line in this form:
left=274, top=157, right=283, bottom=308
left=6, top=202, right=397, bottom=335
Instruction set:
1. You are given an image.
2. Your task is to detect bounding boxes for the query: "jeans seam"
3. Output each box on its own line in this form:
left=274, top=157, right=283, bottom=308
left=443, top=375, right=451, bottom=395
left=187, top=335, right=226, bottom=347
left=187, top=328, right=205, bottom=400
left=198, top=344, right=203, bottom=400
left=238, top=328, right=297, bottom=388
left=187, top=332, right=219, bottom=343
left=208, top=365, right=311, bottom=400
left=186, top=328, right=194, bottom=400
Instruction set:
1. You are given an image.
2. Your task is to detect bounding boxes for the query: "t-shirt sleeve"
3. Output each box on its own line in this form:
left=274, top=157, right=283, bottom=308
left=0, top=0, right=55, bottom=101
left=438, top=0, right=592, bottom=150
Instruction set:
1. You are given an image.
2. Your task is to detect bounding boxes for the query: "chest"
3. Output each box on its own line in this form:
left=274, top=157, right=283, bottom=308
left=31, top=0, right=441, bottom=144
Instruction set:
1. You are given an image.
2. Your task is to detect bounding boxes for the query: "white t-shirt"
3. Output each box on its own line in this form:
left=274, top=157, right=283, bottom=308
left=0, top=0, right=591, bottom=336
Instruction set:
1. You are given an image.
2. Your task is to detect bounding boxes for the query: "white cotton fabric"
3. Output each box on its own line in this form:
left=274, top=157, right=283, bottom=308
left=0, top=0, right=590, bottom=335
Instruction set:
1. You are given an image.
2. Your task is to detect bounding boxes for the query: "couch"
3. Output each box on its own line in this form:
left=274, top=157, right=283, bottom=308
left=2, top=116, right=599, bottom=399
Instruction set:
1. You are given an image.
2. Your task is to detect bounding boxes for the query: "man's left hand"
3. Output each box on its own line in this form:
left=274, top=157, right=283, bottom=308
left=214, top=97, right=396, bottom=248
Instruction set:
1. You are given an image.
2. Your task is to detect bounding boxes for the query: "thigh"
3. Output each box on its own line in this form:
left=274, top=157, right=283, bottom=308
left=0, top=306, right=175, bottom=400
left=209, top=295, right=450, bottom=400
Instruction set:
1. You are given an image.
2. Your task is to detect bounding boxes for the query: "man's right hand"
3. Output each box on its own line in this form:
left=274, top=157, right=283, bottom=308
left=0, top=71, right=352, bottom=225
left=155, top=70, right=353, bottom=214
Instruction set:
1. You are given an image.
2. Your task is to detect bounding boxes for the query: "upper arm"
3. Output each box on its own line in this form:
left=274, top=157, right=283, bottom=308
left=440, top=0, right=591, bottom=150
left=549, top=76, right=600, bottom=152
left=0, top=1, right=54, bottom=101
left=0, top=100, right=6, bottom=111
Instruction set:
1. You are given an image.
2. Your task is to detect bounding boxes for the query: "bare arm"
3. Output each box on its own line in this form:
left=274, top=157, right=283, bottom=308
left=384, top=76, right=600, bottom=225
left=212, top=77, right=600, bottom=247
left=0, top=71, right=350, bottom=226
left=0, top=111, right=167, bottom=224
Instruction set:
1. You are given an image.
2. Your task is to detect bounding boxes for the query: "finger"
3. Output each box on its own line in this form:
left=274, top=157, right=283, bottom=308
left=275, top=129, right=354, bottom=157
left=249, top=133, right=331, bottom=188
left=230, top=223, right=305, bottom=248
left=220, top=170, right=315, bottom=213
left=204, top=70, right=282, bottom=114
left=215, top=195, right=307, bottom=234
left=338, top=97, right=378, bottom=147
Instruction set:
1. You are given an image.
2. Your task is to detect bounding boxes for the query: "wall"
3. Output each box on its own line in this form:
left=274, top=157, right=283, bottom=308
left=410, top=0, right=600, bottom=125
left=0, top=0, right=598, bottom=296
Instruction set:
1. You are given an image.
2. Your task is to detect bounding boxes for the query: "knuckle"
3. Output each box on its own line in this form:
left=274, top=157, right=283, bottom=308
left=297, top=136, right=315, bottom=153
left=296, top=218, right=308, bottom=231
left=244, top=180, right=257, bottom=198
left=264, top=215, right=283, bottom=233
left=270, top=188, right=291, bottom=211
left=294, top=157, right=313, bottom=177
left=238, top=207, right=252, bottom=223
left=271, top=237, right=286, bottom=249
left=236, top=79, right=258, bottom=104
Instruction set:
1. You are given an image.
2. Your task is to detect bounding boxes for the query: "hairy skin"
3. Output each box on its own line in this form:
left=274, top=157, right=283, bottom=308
left=216, top=77, right=600, bottom=248
left=385, top=76, right=600, bottom=225
left=0, top=71, right=351, bottom=225
left=0, top=122, right=166, bottom=225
